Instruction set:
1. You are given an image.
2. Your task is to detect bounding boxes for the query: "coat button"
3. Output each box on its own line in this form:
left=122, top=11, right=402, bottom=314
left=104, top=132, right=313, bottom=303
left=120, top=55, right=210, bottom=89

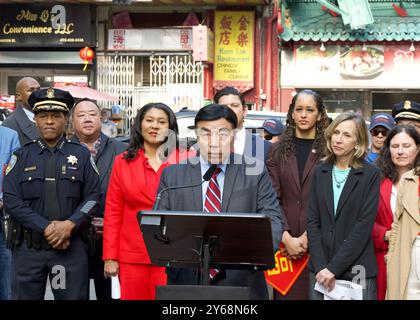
left=28, top=177, right=32, bottom=181
left=71, top=176, right=75, bottom=181
left=297, top=200, right=301, bottom=205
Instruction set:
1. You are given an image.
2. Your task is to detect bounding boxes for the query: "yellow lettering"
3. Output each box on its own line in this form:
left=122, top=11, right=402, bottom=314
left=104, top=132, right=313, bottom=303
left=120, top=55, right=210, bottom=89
left=267, top=252, right=281, bottom=276
left=40, top=10, right=49, bottom=23
left=280, top=257, right=289, bottom=273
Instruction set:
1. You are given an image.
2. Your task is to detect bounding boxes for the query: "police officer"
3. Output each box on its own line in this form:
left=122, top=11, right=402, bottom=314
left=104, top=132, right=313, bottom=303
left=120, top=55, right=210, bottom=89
left=392, top=100, right=420, bottom=134
left=3, top=88, right=101, bottom=300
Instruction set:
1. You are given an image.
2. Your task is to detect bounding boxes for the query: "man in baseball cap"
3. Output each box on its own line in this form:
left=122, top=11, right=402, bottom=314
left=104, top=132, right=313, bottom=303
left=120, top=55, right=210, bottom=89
left=392, top=100, right=420, bottom=134
left=258, top=118, right=285, bottom=144
left=366, top=113, right=396, bottom=163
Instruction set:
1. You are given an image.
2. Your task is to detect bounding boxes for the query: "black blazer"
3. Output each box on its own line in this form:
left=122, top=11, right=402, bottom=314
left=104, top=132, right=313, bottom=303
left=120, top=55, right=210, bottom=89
left=307, top=161, right=380, bottom=280
left=72, top=133, right=127, bottom=215
left=2, top=105, right=39, bottom=145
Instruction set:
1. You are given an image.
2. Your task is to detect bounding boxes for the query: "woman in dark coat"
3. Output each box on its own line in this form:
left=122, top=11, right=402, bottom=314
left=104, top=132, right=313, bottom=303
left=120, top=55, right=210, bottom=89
left=307, top=112, right=380, bottom=300
left=267, top=89, right=329, bottom=299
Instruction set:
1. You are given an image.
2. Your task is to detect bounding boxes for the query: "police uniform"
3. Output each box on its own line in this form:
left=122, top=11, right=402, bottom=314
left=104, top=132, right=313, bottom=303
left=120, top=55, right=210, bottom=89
left=3, top=88, right=101, bottom=300
left=392, top=100, right=420, bottom=122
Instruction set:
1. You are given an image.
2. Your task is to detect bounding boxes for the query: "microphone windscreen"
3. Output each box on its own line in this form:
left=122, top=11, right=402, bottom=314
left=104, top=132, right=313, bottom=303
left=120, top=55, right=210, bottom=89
left=203, top=164, right=218, bottom=181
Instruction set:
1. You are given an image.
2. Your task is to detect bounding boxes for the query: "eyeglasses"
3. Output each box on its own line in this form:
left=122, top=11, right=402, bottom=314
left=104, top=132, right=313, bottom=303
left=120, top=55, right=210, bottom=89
left=371, top=128, right=388, bottom=137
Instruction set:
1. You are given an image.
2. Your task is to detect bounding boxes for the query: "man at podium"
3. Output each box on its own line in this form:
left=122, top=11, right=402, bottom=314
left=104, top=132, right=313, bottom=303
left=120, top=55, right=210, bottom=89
left=155, top=104, right=284, bottom=299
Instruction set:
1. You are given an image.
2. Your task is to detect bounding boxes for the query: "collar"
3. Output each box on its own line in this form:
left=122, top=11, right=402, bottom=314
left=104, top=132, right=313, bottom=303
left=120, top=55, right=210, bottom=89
left=37, top=136, right=66, bottom=155
left=199, top=155, right=228, bottom=173
left=22, top=107, right=35, bottom=123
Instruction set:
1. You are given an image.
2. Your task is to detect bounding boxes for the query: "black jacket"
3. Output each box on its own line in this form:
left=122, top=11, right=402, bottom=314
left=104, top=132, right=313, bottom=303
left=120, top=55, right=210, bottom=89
left=72, top=133, right=126, bottom=215
left=307, top=161, right=380, bottom=280
left=2, top=105, right=39, bottom=145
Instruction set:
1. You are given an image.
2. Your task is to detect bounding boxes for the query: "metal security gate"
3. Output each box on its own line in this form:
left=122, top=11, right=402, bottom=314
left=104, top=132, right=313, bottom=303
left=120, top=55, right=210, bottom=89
left=96, top=55, right=135, bottom=135
left=97, top=54, right=204, bottom=136
left=149, top=55, right=204, bottom=112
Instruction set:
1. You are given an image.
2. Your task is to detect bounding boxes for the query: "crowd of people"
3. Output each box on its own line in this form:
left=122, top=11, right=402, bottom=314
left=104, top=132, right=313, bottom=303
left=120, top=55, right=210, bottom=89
left=0, top=76, right=419, bottom=300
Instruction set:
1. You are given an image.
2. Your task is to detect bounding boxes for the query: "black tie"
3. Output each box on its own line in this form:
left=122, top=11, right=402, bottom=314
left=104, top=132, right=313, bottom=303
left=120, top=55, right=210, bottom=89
left=44, top=148, right=61, bottom=221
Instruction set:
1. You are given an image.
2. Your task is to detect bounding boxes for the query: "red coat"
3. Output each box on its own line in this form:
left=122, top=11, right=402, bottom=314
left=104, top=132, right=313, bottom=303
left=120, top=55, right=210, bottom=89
left=103, top=148, right=192, bottom=264
left=372, top=178, right=394, bottom=300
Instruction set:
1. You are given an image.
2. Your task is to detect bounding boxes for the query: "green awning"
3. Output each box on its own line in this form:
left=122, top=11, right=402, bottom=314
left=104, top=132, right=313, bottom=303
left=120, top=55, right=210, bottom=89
left=280, top=2, right=420, bottom=42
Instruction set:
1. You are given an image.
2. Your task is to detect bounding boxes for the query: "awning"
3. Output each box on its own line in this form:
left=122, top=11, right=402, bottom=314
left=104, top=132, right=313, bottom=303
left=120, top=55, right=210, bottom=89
left=0, top=0, right=270, bottom=5
left=280, top=2, right=420, bottom=42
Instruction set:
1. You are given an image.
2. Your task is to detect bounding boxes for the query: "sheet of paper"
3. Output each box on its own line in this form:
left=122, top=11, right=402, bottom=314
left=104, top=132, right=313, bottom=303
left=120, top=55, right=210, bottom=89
left=111, top=275, right=121, bottom=299
left=314, top=280, right=363, bottom=300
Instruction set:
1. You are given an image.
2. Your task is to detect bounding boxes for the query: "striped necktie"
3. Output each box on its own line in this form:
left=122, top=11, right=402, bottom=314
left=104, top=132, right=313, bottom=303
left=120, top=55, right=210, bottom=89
left=203, top=167, right=222, bottom=280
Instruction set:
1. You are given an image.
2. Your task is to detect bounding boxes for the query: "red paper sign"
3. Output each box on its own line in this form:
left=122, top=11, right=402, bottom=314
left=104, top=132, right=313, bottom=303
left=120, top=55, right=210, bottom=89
left=264, top=245, right=309, bottom=296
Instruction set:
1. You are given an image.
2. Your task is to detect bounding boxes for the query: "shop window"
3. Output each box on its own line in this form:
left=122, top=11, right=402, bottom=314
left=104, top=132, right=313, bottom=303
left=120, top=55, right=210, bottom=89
left=371, top=91, right=420, bottom=113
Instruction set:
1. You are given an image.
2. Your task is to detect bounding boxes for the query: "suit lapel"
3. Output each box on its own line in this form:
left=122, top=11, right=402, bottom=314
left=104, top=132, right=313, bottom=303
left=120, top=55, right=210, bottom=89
left=401, top=173, right=420, bottom=225
left=321, top=164, right=335, bottom=221
left=301, top=151, right=318, bottom=186
left=221, top=158, right=240, bottom=212
left=335, top=168, right=361, bottom=220
left=189, top=159, right=204, bottom=212
left=287, top=154, right=301, bottom=191
left=96, top=134, right=113, bottom=183
left=15, top=107, right=39, bottom=141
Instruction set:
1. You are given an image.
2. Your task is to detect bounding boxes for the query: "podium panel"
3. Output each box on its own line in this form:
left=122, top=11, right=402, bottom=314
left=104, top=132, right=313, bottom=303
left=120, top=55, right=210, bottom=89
left=156, top=285, right=250, bottom=300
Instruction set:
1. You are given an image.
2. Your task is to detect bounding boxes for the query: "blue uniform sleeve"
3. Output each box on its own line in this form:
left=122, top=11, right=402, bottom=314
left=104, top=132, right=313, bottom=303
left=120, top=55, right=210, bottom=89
left=67, top=153, right=102, bottom=230
left=3, top=150, right=50, bottom=233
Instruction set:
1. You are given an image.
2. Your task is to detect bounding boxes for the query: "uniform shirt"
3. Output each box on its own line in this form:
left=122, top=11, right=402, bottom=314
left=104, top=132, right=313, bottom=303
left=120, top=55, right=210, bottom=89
left=3, top=137, right=101, bottom=234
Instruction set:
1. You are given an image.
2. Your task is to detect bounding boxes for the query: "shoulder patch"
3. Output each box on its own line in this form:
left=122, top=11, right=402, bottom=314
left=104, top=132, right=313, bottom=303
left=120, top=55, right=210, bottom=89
left=5, top=154, right=17, bottom=175
left=90, top=156, right=99, bottom=175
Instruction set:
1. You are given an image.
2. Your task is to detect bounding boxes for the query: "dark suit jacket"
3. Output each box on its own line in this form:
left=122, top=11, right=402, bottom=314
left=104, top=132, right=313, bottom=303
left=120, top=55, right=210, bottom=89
left=244, top=131, right=271, bottom=163
left=2, top=105, right=39, bottom=145
left=156, top=154, right=284, bottom=299
left=267, top=142, right=319, bottom=236
left=307, top=161, right=380, bottom=281
left=72, top=133, right=126, bottom=215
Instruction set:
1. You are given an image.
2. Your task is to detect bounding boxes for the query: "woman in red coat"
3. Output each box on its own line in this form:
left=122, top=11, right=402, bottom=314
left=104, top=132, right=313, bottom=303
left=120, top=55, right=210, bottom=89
left=373, top=125, right=420, bottom=300
left=103, top=102, right=191, bottom=300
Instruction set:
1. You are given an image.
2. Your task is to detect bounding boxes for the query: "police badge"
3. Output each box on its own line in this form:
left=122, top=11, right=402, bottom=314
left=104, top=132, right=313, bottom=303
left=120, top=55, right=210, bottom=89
left=46, top=88, right=55, bottom=99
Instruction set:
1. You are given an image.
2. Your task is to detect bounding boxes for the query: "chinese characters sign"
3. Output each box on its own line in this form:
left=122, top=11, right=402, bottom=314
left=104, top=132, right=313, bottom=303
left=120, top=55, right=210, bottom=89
left=108, top=28, right=192, bottom=51
left=214, top=11, right=254, bottom=92
left=0, top=4, right=92, bottom=47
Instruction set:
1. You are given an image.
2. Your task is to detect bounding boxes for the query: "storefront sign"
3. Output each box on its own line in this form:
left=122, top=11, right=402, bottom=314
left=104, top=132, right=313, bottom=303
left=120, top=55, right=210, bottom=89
left=281, top=44, right=420, bottom=89
left=192, top=25, right=214, bottom=63
left=214, top=11, right=255, bottom=92
left=0, top=4, right=92, bottom=47
left=108, top=28, right=193, bottom=51
left=53, top=76, right=88, bottom=88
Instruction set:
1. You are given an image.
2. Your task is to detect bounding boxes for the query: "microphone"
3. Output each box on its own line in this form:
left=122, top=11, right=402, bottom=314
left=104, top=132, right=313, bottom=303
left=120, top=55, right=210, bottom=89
left=152, top=164, right=218, bottom=211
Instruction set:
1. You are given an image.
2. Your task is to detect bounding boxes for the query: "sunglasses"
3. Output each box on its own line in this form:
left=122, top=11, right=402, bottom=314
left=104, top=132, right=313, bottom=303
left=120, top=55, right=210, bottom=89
left=371, top=128, right=388, bottom=137
left=264, top=134, right=273, bottom=141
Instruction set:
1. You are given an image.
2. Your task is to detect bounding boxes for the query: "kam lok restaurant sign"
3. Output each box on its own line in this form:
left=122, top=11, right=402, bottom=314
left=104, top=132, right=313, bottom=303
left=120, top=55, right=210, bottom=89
left=0, top=4, right=92, bottom=47
left=214, top=11, right=255, bottom=93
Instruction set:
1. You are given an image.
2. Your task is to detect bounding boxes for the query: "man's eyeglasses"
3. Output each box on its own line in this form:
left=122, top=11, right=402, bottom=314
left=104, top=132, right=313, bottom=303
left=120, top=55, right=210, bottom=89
left=371, top=128, right=388, bottom=137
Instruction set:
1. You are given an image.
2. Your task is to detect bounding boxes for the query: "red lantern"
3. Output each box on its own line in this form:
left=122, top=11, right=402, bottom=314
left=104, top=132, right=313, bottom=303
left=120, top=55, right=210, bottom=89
left=79, top=47, right=95, bottom=71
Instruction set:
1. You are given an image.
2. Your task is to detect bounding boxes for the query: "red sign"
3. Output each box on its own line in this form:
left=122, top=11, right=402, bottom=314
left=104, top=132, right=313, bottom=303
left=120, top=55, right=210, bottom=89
left=264, top=245, right=309, bottom=296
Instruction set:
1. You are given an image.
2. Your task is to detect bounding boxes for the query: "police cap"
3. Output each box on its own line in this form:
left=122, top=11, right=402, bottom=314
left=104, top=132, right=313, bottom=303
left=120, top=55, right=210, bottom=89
left=28, top=88, right=74, bottom=113
left=392, top=100, right=420, bottom=122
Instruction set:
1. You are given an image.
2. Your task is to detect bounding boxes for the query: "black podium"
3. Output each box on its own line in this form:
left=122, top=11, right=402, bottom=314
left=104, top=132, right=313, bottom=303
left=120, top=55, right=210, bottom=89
left=137, top=210, right=275, bottom=300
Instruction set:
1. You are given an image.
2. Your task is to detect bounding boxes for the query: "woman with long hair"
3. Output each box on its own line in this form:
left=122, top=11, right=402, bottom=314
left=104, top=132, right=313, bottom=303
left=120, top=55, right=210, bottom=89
left=102, top=103, right=190, bottom=300
left=307, top=112, right=380, bottom=300
left=383, top=127, right=420, bottom=300
left=267, top=89, right=329, bottom=299
left=373, top=125, right=420, bottom=300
